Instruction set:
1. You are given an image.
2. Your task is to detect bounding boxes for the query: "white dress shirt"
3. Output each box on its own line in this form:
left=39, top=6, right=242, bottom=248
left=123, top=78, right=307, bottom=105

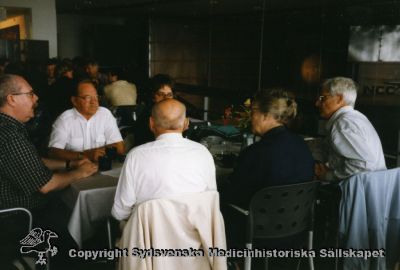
left=48, top=107, right=123, bottom=151
left=112, top=133, right=217, bottom=220
left=325, top=106, right=386, bottom=180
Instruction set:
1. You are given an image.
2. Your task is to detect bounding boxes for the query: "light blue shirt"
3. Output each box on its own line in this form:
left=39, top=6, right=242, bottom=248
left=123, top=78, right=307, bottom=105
left=338, top=168, right=400, bottom=269
left=325, top=106, right=386, bottom=180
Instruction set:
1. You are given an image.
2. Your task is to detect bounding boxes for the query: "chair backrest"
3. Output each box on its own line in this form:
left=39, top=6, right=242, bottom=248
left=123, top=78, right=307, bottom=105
left=117, top=191, right=227, bottom=270
left=0, top=207, right=32, bottom=233
left=0, top=207, right=33, bottom=267
left=338, top=168, right=400, bottom=270
left=248, top=181, right=319, bottom=240
left=113, top=104, right=145, bottom=127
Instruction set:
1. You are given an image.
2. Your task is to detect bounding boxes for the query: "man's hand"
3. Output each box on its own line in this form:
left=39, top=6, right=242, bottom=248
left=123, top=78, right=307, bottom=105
left=84, top=148, right=106, bottom=162
left=69, top=158, right=91, bottom=169
left=75, top=160, right=98, bottom=178
left=315, top=162, right=329, bottom=180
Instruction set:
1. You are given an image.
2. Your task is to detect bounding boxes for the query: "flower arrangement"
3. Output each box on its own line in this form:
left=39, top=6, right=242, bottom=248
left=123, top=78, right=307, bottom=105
left=222, top=98, right=252, bottom=132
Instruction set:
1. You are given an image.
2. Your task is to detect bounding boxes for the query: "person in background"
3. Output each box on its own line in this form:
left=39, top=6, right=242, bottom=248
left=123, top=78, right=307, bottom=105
left=0, top=58, right=9, bottom=76
left=84, top=59, right=108, bottom=95
left=315, top=77, right=386, bottom=181
left=221, top=89, right=314, bottom=249
left=104, top=69, right=138, bottom=130
left=112, top=99, right=216, bottom=220
left=134, top=73, right=175, bottom=146
left=47, top=59, right=76, bottom=120
left=48, top=80, right=124, bottom=162
left=0, top=74, right=97, bottom=267
left=104, top=69, right=137, bottom=109
left=46, top=58, right=58, bottom=86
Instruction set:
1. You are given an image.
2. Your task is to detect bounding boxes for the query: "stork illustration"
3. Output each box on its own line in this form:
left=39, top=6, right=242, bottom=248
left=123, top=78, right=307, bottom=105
left=19, top=228, right=58, bottom=265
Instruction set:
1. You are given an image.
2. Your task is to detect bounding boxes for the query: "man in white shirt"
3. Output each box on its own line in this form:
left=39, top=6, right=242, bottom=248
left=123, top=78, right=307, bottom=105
left=48, top=80, right=124, bottom=161
left=112, top=99, right=216, bottom=220
left=315, top=77, right=386, bottom=181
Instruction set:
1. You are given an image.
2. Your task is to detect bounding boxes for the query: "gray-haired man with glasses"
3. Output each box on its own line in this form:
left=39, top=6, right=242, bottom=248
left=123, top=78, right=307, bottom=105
left=315, top=77, right=386, bottom=181
left=48, top=79, right=124, bottom=162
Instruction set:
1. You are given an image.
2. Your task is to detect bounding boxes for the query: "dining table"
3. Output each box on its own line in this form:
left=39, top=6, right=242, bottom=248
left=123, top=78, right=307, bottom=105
left=60, top=163, right=123, bottom=248
left=61, top=133, right=324, bottom=248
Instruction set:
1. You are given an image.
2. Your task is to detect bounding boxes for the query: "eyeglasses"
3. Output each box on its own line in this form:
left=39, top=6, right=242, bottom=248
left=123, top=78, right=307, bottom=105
left=317, top=95, right=332, bottom=102
left=12, top=90, right=36, bottom=98
left=155, top=92, right=173, bottom=98
left=76, top=95, right=100, bottom=102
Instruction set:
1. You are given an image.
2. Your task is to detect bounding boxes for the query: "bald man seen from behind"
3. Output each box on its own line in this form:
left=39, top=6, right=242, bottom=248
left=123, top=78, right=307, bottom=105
left=112, top=99, right=217, bottom=220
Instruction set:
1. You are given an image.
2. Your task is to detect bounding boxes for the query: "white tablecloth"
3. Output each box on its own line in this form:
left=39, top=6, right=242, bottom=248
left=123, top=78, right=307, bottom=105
left=61, top=164, right=122, bottom=247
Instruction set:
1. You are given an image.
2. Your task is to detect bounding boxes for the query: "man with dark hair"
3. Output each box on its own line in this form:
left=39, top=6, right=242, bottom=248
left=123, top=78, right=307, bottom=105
left=112, top=99, right=216, bottom=220
left=46, top=58, right=59, bottom=86
left=48, top=80, right=124, bottom=161
left=148, top=73, right=175, bottom=103
left=134, top=73, right=175, bottom=146
left=84, top=59, right=108, bottom=94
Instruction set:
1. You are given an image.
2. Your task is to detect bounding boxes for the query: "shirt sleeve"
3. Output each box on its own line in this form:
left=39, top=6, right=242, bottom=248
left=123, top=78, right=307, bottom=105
left=111, top=152, right=137, bottom=220
left=330, top=126, right=370, bottom=179
left=1, top=136, right=53, bottom=196
left=104, top=110, right=123, bottom=145
left=48, top=116, right=69, bottom=149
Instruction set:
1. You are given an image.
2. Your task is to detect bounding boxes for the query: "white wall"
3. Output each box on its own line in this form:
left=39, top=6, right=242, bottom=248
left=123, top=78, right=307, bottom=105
left=1, top=0, right=57, bottom=57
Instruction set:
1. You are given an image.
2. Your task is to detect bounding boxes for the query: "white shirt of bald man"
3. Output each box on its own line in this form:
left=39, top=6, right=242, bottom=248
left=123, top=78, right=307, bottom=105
left=112, top=133, right=217, bottom=220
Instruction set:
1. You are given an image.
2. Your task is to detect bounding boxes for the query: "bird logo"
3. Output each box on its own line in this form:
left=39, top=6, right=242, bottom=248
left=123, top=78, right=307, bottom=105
left=19, top=228, right=58, bottom=265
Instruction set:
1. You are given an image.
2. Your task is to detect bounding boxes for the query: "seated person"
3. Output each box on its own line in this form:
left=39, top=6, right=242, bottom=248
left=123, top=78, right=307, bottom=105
left=84, top=59, right=108, bottom=95
left=0, top=74, right=98, bottom=267
left=46, top=60, right=76, bottom=122
left=112, top=99, right=216, bottom=220
left=134, top=73, right=175, bottom=146
left=221, top=89, right=314, bottom=248
left=104, top=70, right=138, bottom=127
left=315, top=77, right=386, bottom=181
left=104, top=70, right=137, bottom=108
left=48, top=80, right=124, bottom=161
left=222, top=89, right=314, bottom=207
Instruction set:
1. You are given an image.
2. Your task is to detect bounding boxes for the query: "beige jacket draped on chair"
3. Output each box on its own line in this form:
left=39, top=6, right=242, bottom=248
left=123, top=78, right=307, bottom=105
left=117, top=191, right=227, bottom=270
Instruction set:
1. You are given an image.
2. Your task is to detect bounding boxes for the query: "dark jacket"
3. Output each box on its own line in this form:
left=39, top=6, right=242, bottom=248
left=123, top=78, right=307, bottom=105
left=222, top=125, right=314, bottom=208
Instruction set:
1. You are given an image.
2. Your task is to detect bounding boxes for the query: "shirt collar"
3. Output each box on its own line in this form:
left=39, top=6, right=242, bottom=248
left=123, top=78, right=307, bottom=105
left=261, top=125, right=286, bottom=140
left=326, top=105, right=353, bottom=131
left=156, top=133, right=183, bottom=141
left=72, top=107, right=97, bottom=121
left=0, top=112, right=26, bottom=130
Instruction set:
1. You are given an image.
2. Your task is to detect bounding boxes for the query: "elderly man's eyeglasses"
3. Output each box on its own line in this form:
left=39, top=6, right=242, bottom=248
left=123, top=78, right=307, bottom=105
left=12, top=90, right=36, bottom=98
left=317, top=95, right=332, bottom=102
left=76, top=95, right=100, bottom=102
left=155, top=92, right=173, bottom=98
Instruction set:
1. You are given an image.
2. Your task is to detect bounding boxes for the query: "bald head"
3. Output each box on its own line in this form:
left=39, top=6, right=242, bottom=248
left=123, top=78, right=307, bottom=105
left=150, top=99, right=188, bottom=135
